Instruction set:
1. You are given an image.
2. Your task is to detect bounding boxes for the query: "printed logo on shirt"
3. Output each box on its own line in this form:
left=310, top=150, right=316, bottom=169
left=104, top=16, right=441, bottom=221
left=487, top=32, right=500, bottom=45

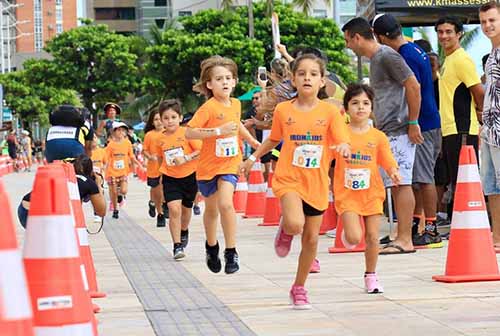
left=367, top=142, right=376, bottom=149
left=289, top=131, right=323, bottom=146
left=347, top=151, right=372, bottom=165
left=285, top=117, right=296, bottom=126
left=113, top=153, right=126, bottom=158
left=315, top=119, right=327, bottom=127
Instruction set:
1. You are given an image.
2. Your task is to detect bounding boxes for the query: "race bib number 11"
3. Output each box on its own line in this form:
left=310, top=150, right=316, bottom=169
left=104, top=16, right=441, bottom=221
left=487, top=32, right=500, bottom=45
left=215, top=136, right=238, bottom=157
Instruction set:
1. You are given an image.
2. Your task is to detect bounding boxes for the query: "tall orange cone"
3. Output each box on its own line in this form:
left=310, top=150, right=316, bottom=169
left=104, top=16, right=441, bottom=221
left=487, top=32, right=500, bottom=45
left=233, top=174, right=248, bottom=214
left=328, top=216, right=366, bottom=253
left=23, top=165, right=95, bottom=334
left=62, top=164, right=106, bottom=301
left=243, top=161, right=267, bottom=218
left=433, top=146, right=500, bottom=283
left=319, top=191, right=337, bottom=235
left=0, top=179, right=34, bottom=335
left=259, top=169, right=281, bottom=226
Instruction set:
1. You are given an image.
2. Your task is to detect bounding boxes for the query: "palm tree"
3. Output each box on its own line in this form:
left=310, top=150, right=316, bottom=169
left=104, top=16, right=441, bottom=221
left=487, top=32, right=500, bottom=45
left=293, top=0, right=332, bottom=16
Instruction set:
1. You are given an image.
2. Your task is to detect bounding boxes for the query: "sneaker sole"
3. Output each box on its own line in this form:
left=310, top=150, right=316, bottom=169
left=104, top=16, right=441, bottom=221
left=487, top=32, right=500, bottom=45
left=289, top=298, right=312, bottom=310
left=174, top=252, right=185, bottom=260
left=366, top=289, right=384, bottom=294
left=414, top=241, right=444, bottom=249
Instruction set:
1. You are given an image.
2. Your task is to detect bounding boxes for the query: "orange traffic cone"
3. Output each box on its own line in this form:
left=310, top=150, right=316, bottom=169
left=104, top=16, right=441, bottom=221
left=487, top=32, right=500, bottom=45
left=319, top=191, right=337, bottom=235
left=233, top=174, right=248, bottom=214
left=0, top=179, right=34, bottom=335
left=243, top=161, right=267, bottom=218
left=259, top=169, right=281, bottom=226
left=433, top=145, right=500, bottom=283
left=328, top=216, right=366, bottom=253
left=62, top=163, right=106, bottom=301
left=23, top=165, right=95, bottom=334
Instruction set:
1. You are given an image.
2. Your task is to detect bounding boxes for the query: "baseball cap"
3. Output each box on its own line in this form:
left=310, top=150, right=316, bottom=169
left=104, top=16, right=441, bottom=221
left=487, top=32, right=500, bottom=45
left=104, top=102, right=121, bottom=115
left=112, top=121, right=128, bottom=130
left=372, top=13, right=401, bottom=37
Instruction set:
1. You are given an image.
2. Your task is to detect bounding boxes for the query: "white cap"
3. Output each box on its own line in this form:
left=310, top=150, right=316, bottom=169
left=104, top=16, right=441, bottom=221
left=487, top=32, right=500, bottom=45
left=112, top=121, right=129, bottom=130
left=21, top=130, right=29, bottom=135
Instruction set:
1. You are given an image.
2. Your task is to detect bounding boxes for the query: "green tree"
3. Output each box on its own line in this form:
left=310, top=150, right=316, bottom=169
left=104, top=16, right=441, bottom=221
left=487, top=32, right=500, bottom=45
left=0, top=69, right=80, bottom=126
left=27, top=24, right=140, bottom=122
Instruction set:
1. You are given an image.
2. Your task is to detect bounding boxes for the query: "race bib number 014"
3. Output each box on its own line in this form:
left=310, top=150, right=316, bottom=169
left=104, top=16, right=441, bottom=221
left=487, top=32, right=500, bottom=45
left=344, top=168, right=370, bottom=190
left=164, top=147, right=184, bottom=166
left=216, top=136, right=238, bottom=157
left=292, top=144, right=322, bottom=169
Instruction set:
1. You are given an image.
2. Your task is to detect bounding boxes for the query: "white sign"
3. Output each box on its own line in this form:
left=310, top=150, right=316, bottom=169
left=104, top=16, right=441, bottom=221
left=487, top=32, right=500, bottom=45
left=272, top=12, right=281, bottom=59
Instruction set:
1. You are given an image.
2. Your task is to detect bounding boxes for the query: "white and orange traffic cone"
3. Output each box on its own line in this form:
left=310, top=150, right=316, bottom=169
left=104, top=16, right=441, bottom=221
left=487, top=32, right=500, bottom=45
left=319, top=191, right=336, bottom=235
left=328, top=216, right=366, bottom=253
left=0, top=179, right=34, bottom=335
left=243, top=161, right=267, bottom=218
left=233, top=174, right=248, bottom=214
left=433, top=146, right=500, bottom=283
left=23, top=165, right=95, bottom=335
left=259, top=169, right=280, bottom=226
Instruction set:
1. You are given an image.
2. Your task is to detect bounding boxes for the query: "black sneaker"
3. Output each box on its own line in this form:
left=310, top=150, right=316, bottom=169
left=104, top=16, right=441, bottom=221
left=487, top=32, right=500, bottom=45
left=112, top=210, right=119, bottom=219
left=181, top=230, right=189, bottom=248
left=413, top=231, right=444, bottom=248
left=173, top=246, right=185, bottom=260
left=379, top=235, right=392, bottom=245
left=163, top=203, right=169, bottom=219
left=205, top=241, right=221, bottom=273
left=148, top=201, right=156, bottom=218
left=117, top=195, right=123, bottom=204
left=156, top=214, right=166, bottom=227
left=224, top=248, right=239, bottom=274
left=193, top=205, right=201, bottom=215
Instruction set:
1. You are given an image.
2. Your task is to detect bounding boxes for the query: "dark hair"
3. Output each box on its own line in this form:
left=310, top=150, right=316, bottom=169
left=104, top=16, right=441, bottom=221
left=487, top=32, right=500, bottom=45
left=158, top=99, right=182, bottom=117
left=435, top=16, right=464, bottom=34
left=479, top=1, right=500, bottom=12
left=414, top=39, right=432, bottom=53
left=482, top=53, right=490, bottom=70
left=342, top=17, right=374, bottom=40
left=343, top=83, right=375, bottom=110
left=144, top=110, right=161, bottom=133
left=73, top=154, right=93, bottom=177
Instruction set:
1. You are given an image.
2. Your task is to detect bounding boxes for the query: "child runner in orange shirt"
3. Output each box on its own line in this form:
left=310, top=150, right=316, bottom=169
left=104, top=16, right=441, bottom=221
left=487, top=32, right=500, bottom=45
left=334, top=84, right=400, bottom=293
left=143, top=109, right=166, bottom=227
left=186, top=56, right=259, bottom=274
left=154, top=100, right=202, bottom=260
left=105, top=122, right=142, bottom=219
left=91, top=134, right=106, bottom=222
left=240, top=54, right=350, bottom=309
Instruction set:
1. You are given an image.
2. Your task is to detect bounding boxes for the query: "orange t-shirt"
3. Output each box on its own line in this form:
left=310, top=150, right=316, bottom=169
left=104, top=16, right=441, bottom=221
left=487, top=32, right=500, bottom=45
left=270, top=100, right=349, bottom=211
left=91, top=147, right=106, bottom=174
left=143, top=130, right=163, bottom=178
left=105, top=139, right=134, bottom=178
left=187, top=97, right=242, bottom=180
left=154, top=127, right=202, bottom=178
left=333, top=127, right=397, bottom=216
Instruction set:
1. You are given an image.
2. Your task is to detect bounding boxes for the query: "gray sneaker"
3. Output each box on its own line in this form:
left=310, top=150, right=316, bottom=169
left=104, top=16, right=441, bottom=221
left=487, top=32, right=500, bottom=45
left=173, top=246, right=185, bottom=260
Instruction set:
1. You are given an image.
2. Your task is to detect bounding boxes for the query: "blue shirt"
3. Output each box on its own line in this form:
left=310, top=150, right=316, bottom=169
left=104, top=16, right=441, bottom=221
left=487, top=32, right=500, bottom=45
left=398, top=42, right=441, bottom=132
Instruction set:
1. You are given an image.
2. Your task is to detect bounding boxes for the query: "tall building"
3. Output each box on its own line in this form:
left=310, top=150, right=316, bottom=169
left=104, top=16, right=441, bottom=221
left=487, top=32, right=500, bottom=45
left=138, top=0, right=170, bottom=36
left=14, top=0, right=78, bottom=69
left=89, top=0, right=137, bottom=35
left=1, top=1, right=18, bottom=73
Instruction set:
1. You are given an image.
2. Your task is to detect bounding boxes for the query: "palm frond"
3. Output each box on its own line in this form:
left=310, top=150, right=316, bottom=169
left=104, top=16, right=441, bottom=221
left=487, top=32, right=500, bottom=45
left=461, top=27, right=480, bottom=51
left=126, top=94, right=161, bottom=119
left=221, top=0, right=236, bottom=11
left=292, top=0, right=332, bottom=16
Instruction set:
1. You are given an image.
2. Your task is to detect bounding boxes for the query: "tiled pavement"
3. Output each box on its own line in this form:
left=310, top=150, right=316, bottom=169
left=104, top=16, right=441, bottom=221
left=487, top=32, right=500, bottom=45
left=5, top=170, right=500, bottom=336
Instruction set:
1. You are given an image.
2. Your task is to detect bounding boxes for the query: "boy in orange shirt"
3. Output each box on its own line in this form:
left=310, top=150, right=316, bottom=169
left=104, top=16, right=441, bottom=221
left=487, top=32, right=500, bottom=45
left=240, top=54, right=350, bottom=309
left=154, top=100, right=202, bottom=260
left=186, top=56, right=259, bottom=274
left=334, top=84, right=400, bottom=293
left=105, top=122, right=142, bottom=219
left=143, top=109, right=166, bottom=227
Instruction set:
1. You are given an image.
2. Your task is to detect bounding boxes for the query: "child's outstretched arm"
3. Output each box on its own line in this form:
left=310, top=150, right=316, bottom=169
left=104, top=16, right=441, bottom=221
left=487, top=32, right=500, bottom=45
left=185, top=122, right=238, bottom=140
left=238, top=122, right=260, bottom=149
left=239, top=138, right=280, bottom=175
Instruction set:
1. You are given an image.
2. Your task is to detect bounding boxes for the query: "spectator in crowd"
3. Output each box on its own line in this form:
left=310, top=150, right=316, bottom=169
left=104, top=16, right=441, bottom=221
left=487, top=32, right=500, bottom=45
left=97, top=102, right=121, bottom=142
left=20, top=130, right=33, bottom=172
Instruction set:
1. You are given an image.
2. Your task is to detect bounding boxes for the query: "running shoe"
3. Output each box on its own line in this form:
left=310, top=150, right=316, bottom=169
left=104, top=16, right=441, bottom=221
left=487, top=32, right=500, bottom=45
left=309, top=258, right=320, bottom=273
left=205, top=241, right=221, bottom=273
left=274, top=222, right=293, bottom=258
left=193, top=205, right=201, bottom=215
left=413, top=231, right=444, bottom=248
left=224, top=249, right=239, bottom=274
left=156, top=214, right=166, bottom=227
left=148, top=201, right=156, bottom=218
left=289, top=285, right=312, bottom=310
left=112, top=210, right=119, bottom=219
left=173, top=246, right=185, bottom=260
left=364, top=273, right=384, bottom=294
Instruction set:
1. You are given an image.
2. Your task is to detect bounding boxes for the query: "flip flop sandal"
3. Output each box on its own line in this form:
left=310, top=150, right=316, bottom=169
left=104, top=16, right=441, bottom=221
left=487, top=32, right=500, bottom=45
left=379, top=242, right=416, bottom=255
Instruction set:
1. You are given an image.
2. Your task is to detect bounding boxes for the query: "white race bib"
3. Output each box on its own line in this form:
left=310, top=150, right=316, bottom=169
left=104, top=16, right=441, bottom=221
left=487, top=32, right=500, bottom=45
left=93, top=165, right=102, bottom=174
left=113, top=159, right=125, bottom=170
left=344, top=168, right=370, bottom=190
left=215, top=136, right=238, bottom=157
left=292, top=144, right=322, bottom=169
left=164, top=147, right=185, bottom=166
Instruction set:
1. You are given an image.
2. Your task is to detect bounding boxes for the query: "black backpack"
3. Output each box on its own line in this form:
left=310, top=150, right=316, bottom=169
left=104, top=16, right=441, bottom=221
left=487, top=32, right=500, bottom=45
left=49, top=105, right=84, bottom=128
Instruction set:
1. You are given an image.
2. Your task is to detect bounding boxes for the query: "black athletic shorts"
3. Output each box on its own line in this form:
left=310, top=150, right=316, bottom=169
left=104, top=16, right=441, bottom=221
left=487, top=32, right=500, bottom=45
left=162, top=173, right=198, bottom=208
left=147, top=176, right=161, bottom=188
left=261, top=152, right=273, bottom=164
left=302, top=200, right=324, bottom=217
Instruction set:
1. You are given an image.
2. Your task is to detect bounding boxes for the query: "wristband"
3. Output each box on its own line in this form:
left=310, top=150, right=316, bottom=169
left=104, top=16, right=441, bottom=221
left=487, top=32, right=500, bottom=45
left=215, top=128, right=221, bottom=136
left=408, top=120, right=418, bottom=125
left=248, top=154, right=257, bottom=162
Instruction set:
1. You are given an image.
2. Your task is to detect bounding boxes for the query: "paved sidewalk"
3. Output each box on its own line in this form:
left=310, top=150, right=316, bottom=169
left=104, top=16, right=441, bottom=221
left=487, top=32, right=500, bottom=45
left=4, top=170, right=500, bottom=336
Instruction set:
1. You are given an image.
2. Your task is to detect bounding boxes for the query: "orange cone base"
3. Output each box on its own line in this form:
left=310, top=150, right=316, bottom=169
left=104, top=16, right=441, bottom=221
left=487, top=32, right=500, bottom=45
left=432, top=274, right=500, bottom=283
left=93, top=303, right=101, bottom=314
left=328, top=246, right=365, bottom=253
left=89, top=291, right=107, bottom=298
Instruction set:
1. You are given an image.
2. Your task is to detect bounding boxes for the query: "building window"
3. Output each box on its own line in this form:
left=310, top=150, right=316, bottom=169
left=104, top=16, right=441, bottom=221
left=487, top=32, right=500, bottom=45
left=95, top=8, right=136, bottom=20
left=56, top=0, right=63, bottom=4
left=313, top=9, right=327, bottom=18
left=34, top=0, right=43, bottom=51
left=155, top=0, right=167, bottom=6
left=56, top=23, right=63, bottom=34
left=178, top=11, right=192, bottom=17
left=155, top=19, right=165, bottom=28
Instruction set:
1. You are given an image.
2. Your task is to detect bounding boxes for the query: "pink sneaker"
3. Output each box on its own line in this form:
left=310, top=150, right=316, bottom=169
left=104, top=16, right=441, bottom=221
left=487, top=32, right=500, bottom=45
left=289, top=285, right=312, bottom=310
left=274, top=224, right=293, bottom=258
left=364, top=273, right=384, bottom=294
left=309, top=258, right=320, bottom=273
left=341, top=230, right=357, bottom=250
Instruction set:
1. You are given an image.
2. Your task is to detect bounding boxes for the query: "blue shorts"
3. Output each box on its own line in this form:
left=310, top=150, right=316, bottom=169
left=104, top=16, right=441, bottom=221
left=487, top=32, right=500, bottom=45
left=197, top=174, right=238, bottom=197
